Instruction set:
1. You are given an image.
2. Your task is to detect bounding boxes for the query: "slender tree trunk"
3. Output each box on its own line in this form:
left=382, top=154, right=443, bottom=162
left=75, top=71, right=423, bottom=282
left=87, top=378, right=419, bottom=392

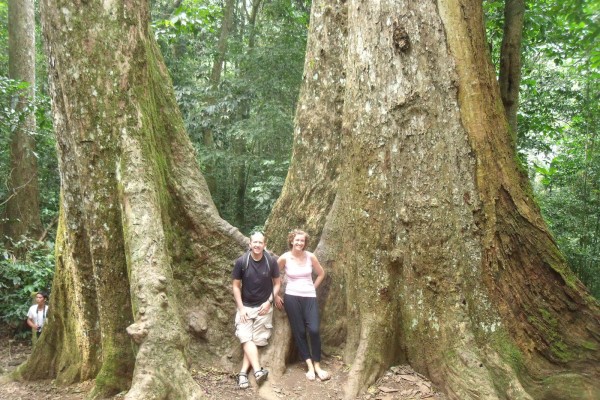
left=266, top=0, right=600, bottom=399
left=499, top=0, right=524, bottom=137
left=15, top=1, right=247, bottom=398
left=247, top=0, right=262, bottom=49
left=233, top=138, right=247, bottom=230
left=200, top=0, right=237, bottom=197
left=210, top=0, right=235, bottom=87
left=5, top=0, right=42, bottom=246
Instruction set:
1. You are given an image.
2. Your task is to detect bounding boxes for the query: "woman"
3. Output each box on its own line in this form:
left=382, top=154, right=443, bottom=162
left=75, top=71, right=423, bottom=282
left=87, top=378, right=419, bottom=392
left=275, top=229, right=330, bottom=381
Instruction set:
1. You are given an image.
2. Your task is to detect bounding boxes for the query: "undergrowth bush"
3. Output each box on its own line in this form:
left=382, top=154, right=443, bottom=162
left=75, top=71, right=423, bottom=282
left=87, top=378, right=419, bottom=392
left=0, top=239, right=54, bottom=334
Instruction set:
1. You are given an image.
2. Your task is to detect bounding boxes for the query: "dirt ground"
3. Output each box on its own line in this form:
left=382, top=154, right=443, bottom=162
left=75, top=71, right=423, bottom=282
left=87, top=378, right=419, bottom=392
left=0, top=334, right=446, bottom=400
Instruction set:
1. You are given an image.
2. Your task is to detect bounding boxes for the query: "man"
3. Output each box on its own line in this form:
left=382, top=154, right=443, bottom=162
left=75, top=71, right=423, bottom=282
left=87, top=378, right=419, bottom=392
left=232, top=232, right=281, bottom=389
left=27, top=291, right=49, bottom=338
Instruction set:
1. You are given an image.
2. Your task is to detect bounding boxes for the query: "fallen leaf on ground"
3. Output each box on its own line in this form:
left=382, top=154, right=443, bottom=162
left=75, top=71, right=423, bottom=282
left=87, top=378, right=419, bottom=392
left=399, top=374, right=418, bottom=382
left=378, top=386, right=399, bottom=393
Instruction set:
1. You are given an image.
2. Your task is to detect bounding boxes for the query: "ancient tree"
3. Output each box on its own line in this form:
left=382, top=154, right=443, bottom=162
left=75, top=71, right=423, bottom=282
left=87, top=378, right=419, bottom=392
left=264, top=0, right=600, bottom=399
left=16, top=0, right=247, bottom=398
left=4, top=0, right=42, bottom=244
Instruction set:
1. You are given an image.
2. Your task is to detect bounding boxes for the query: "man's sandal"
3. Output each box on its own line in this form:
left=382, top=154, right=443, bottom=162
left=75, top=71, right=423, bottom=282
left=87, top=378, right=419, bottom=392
left=254, top=368, right=269, bottom=385
left=238, top=372, right=249, bottom=389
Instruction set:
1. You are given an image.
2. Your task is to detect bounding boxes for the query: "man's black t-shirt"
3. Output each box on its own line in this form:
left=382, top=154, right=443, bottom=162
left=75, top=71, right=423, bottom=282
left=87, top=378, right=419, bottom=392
left=232, top=251, right=280, bottom=307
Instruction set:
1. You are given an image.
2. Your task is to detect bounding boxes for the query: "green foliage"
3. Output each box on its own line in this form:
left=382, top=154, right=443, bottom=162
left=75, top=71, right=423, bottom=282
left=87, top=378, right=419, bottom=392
left=520, top=28, right=599, bottom=298
left=0, top=1, right=7, bottom=72
left=152, top=0, right=221, bottom=42
left=0, top=75, right=59, bottom=231
left=155, top=0, right=308, bottom=234
left=0, top=76, right=32, bottom=133
left=249, top=160, right=288, bottom=214
left=0, top=239, right=54, bottom=330
left=484, top=0, right=600, bottom=298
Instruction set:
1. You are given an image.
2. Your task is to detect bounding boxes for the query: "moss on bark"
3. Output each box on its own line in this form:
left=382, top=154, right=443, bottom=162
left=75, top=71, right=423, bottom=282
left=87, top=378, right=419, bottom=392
left=23, top=1, right=247, bottom=399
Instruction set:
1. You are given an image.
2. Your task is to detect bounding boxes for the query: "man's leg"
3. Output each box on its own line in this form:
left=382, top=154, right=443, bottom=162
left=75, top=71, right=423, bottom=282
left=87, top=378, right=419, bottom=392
left=242, top=340, right=261, bottom=372
left=240, top=351, right=250, bottom=373
left=236, top=307, right=258, bottom=379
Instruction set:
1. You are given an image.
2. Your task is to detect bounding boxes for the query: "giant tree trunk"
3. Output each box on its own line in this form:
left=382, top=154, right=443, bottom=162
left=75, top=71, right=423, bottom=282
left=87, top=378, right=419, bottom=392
left=499, top=0, right=525, bottom=136
left=265, top=0, right=600, bottom=399
left=5, top=0, right=42, bottom=245
left=15, top=1, right=247, bottom=398
left=262, top=0, right=347, bottom=376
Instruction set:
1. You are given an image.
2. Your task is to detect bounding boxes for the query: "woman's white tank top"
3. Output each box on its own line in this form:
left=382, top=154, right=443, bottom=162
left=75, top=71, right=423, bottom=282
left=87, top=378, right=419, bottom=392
left=285, top=252, right=316, bottom=297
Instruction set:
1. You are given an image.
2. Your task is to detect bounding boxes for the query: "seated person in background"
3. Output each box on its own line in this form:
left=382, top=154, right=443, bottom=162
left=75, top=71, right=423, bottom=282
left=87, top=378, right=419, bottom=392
left=27, top=291, right=49, bottom=337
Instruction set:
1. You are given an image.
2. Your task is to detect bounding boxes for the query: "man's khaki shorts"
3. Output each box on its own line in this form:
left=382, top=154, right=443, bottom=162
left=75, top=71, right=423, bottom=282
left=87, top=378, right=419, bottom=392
left=235, top=305, right=273, bottom=346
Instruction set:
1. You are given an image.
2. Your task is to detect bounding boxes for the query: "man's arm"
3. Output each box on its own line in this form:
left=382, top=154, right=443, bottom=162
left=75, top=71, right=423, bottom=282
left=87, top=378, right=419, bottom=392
left=26, top=309, right=37, bottom=330
left=26, top=317, right=37, bottom=330
left=232, top=279, right=248, bottom=323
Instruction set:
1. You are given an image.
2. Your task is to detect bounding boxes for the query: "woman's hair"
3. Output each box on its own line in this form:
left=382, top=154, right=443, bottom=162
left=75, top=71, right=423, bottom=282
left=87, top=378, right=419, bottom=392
left=287, top=229, right=310, bottom=250
left=37, top=291, right=48, bottom=300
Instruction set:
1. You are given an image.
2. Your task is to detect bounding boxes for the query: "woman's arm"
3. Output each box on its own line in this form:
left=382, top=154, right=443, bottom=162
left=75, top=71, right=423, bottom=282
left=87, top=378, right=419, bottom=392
left=311, top=252, right=326, bottom=289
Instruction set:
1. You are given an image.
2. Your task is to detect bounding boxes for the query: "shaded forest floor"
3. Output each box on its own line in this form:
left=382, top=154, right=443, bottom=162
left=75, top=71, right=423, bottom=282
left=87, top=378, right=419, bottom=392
left=0, top=333, right=445, bottom=400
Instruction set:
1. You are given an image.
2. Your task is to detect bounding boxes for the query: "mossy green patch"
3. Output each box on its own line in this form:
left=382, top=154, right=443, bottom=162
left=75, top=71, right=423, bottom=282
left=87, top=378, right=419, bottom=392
left=528, top=308, right=575, bottom=362
left=490, top=329, right=524, bottom=373
left=581, top=340, right=598, bottom=351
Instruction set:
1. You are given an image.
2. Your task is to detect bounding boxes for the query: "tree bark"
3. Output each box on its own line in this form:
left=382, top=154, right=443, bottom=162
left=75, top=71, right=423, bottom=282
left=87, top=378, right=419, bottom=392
left=261, top=0, right=347, bottom=379
left=266, top=0, right=600, bottom=399
left=15, top=1, right=247, bottom=398
left=499, top=0, right=525, bottom=137
left=210, top=0, right=235, bottom=87
left=247, top=0, right=262, bottom=50
left=4, top=0, right=42, bottom=246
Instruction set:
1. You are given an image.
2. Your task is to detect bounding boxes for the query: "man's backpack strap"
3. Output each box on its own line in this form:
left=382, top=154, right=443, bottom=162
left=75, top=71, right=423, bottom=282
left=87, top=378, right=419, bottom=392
left=242, top=251, right=271, bottom=276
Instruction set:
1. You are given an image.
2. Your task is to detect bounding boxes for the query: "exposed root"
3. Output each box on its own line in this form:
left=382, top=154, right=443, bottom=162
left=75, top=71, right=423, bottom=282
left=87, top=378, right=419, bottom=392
left=125, top=364, right=202, bottom=400
left=343, top=323, right=386, bottom=400
left=260, top=312, right=294, bottom=378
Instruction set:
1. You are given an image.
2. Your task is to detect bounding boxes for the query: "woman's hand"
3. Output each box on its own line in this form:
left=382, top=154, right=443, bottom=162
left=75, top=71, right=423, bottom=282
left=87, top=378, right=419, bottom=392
left=275, top=294, right=284, bottom=310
